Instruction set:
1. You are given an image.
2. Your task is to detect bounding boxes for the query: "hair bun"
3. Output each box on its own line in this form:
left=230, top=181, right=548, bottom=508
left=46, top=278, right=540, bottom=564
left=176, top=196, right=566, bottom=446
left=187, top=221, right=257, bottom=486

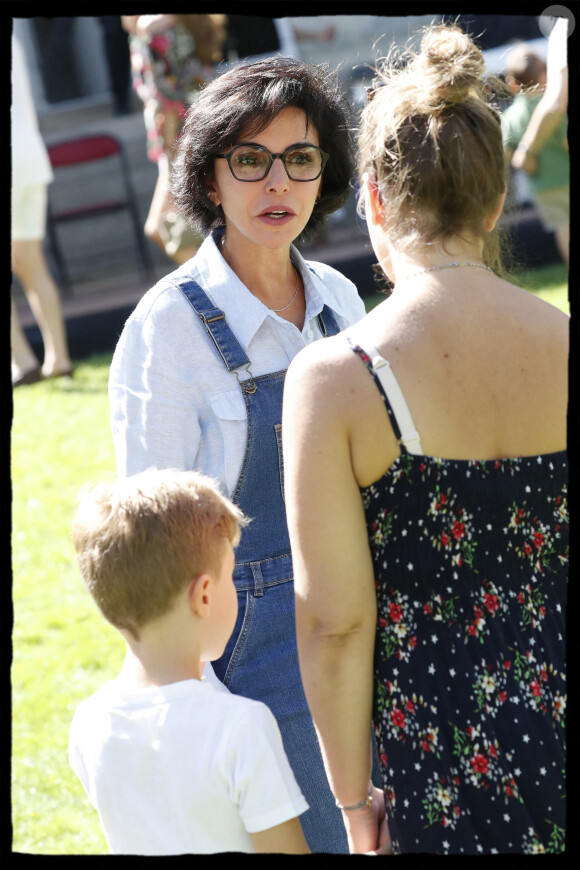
left=415, top=23, right=485, bottom=104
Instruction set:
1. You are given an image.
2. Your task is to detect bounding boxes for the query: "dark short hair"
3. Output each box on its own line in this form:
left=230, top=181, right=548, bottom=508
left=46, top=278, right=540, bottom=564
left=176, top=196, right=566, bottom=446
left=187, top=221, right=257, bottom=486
left=171, top=56, right=354, bottom=241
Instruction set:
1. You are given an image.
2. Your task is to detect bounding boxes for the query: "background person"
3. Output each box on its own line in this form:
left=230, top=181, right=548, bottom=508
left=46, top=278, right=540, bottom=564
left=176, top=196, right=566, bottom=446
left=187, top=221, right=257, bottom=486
left=109, top=57, right=366, bottom=853
left=502, top=44, right=569, bottom=264
left=511, top=15, right=568, bottom=177
left=70, top=469, right=310, bottom=854
left=11, top=33, right=72, bottom=387
left=121, top=14, right=227, bottom=264
left=283, top=22, right=568, bottom=855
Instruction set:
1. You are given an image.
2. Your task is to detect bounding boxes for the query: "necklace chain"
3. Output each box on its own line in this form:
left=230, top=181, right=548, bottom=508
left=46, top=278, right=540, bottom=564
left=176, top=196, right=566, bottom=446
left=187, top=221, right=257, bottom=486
left=221, top=232, right=299, bottom=312
left=270, top=265, right=299, bottom=312
left=399, top=261, right=495, bottom=283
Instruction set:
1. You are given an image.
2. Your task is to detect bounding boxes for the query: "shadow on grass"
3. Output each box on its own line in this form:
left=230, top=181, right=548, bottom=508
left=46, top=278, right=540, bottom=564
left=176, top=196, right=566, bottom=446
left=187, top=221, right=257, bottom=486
left=41, top=353, right=114, bottom=395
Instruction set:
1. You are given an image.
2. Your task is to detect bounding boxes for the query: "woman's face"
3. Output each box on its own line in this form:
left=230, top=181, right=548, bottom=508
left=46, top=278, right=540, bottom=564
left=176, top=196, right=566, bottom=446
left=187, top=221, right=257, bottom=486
left=205, top=106, right=323, bottom=254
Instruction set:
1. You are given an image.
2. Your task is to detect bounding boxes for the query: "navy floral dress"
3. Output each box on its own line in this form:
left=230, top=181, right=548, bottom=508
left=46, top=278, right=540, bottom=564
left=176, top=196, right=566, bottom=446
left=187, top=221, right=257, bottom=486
left=352, top=345, right=567, bottom=855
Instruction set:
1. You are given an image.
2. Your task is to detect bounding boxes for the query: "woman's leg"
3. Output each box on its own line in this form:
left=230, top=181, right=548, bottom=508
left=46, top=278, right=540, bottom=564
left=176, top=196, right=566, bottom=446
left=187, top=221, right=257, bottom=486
left=143, top=109, right=201, bottom=265
left=143, top=168, right=173, bottom=251
left=11, top=297, right=40, bottom=382
left=142, top=166, right=200, bottom=265
left=12, top=238, right=72, bottom=378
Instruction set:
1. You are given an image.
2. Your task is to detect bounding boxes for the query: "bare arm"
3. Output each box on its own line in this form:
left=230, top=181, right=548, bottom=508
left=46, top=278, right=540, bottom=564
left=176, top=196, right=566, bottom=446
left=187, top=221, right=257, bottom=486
left=512, top=16, right=568, bottom=175
left=121, top=15, right=177, bottom=39
left=512, top=67, right=568, bottom=173
left=120, top=16, right=139, bottom=35
left=283, top=340, right=389, bottom=854
left=250, top=817, right=310, bottom=853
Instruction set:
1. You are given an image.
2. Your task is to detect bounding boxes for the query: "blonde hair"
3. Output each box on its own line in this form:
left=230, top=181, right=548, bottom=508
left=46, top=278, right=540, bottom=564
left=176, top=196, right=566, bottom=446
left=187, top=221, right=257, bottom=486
left=359, top=22, right=510, bottom=270
left=72, top=469, right=247, bottom=639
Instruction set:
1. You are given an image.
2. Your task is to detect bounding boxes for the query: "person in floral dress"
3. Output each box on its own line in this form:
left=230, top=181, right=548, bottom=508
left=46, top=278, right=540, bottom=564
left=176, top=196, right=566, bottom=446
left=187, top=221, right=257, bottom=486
left=282, top=22, right=567, bottom=855
left=122, top=15, right=226, bottom=263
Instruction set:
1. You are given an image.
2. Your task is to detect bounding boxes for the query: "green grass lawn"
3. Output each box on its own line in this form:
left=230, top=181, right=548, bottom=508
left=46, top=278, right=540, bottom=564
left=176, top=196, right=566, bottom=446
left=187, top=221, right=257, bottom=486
left=11, top=262, right=568, bottom=855
left=11, top=356, right=121, bottom=855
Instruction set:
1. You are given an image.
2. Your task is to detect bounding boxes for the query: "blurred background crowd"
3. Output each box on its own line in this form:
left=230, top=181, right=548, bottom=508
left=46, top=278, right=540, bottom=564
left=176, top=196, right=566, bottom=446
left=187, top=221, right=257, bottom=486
left=11, top=13, right=567, bottom=362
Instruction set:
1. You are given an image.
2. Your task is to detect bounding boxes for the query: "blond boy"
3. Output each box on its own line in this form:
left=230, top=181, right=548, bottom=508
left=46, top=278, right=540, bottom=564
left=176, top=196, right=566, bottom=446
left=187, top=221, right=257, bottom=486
left=69, top=469, right=309, bottom=854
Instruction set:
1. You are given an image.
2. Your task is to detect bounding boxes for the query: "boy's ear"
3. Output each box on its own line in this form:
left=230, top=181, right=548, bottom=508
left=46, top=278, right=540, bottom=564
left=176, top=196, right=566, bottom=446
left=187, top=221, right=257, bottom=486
left=188, top=573, right=212, bottom=618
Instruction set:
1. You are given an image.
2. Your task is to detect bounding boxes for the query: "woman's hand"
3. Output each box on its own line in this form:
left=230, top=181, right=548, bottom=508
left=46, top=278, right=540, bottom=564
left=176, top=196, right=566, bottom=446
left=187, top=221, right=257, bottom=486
left=511, top=145, right=539, bottom=175
left=342, top=786, right=393, bottom=855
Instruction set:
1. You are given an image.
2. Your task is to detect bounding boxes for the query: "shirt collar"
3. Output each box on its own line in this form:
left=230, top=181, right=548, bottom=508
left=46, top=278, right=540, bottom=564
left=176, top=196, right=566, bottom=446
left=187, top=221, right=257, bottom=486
left=189, top=230, right=330, bottom=346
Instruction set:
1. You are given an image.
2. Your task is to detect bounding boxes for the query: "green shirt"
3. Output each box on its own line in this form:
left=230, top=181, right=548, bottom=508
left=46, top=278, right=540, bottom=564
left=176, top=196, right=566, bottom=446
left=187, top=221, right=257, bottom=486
left=501, top=92, right=569, bottom=193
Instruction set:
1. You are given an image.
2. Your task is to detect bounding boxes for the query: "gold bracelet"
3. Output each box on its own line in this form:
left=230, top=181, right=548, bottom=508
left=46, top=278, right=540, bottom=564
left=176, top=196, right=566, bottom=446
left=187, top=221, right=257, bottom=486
left=335, top=791, right=373, bottom=811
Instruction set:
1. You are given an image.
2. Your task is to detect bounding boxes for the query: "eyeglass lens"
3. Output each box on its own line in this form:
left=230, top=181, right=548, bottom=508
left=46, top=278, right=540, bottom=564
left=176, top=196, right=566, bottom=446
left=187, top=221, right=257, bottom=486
left=228, top=145, right=324, bottom=181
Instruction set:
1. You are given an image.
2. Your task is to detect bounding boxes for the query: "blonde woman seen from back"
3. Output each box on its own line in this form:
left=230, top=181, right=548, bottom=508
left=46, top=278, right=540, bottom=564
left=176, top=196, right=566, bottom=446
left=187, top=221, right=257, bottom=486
left=283, top=23, right=568, bottom=855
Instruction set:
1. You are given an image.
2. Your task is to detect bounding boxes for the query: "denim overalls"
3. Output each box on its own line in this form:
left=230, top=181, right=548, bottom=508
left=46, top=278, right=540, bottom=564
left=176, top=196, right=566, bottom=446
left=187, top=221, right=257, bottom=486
left=176, top=273, right=349, bottom=853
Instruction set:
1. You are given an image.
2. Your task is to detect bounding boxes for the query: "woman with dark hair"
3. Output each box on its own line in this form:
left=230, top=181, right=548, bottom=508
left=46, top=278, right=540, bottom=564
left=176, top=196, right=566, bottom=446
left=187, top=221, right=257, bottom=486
left=109, top=56, right=365, bottom=853
left=283, top=23, right=567, bottom=855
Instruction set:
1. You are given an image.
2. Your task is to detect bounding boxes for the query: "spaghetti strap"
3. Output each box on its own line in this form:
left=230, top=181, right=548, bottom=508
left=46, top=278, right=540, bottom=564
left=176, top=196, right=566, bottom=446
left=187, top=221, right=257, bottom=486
left=347, top=338, right=423, bottom=455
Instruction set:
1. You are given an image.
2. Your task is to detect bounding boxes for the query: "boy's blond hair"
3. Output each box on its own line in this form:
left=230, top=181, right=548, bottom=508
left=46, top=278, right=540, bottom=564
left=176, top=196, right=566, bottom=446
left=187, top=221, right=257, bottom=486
left=72, top=469, right=247, bottom=639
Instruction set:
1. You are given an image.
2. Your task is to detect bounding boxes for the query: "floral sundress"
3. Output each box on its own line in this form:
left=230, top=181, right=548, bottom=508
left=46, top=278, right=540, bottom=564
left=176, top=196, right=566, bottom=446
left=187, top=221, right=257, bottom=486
left=129, top=24, right=217, bottom=164
left=351, top=344, right=567, bottom=854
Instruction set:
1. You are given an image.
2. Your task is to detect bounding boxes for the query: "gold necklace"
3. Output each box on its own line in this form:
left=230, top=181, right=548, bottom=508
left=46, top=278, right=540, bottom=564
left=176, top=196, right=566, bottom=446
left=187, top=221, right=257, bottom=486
left=270, top=265, right=299, bottom=312
left=221, top=233, right=299, bottom=312
left=399, top=261, right=495, bottom=283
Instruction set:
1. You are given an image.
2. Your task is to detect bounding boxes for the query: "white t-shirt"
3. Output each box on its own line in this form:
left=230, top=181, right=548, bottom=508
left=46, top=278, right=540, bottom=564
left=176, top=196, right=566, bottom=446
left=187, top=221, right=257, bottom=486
left=69, top=677, right=308, bottom=854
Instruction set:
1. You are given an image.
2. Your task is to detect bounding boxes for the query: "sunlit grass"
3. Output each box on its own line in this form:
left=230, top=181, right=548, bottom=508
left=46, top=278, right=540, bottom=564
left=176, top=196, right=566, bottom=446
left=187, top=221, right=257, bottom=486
left=11, top=355, right=122, bottom=855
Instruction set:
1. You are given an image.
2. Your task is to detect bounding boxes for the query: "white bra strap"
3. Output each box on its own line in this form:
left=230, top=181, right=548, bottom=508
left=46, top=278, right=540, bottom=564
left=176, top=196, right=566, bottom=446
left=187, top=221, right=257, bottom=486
left=366, top=345, right=424, bottom=455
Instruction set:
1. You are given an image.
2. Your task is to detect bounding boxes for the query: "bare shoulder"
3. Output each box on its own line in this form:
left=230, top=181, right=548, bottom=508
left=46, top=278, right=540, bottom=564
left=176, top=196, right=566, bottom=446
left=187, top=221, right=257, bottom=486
left=284, top=331, right=372, bottom=446
left=504, top=280, right=569, bottom=358
left=286, top=332, right=357, bottom=395
left=503, top=278, right=568, bottom=322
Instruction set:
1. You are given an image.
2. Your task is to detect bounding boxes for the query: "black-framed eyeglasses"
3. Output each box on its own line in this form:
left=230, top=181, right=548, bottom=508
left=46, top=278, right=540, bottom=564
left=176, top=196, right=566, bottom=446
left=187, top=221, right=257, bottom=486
left=215, top=143, right=329, bottom=182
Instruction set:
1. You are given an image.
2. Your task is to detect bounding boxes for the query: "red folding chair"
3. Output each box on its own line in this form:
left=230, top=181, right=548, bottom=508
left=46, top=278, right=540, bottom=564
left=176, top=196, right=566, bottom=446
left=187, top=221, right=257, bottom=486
left=46, top=133, right=155, bottom=292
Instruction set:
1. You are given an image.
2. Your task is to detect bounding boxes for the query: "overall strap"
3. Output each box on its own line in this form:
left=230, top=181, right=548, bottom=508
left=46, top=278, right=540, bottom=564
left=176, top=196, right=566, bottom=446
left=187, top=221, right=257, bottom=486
left=305, top=265, right=342, bottom=338
left=317, top=304, right=341, bottom=337
left=170, top=274, right=251, bottom=373
left=348, top=339, right=423, bottom=455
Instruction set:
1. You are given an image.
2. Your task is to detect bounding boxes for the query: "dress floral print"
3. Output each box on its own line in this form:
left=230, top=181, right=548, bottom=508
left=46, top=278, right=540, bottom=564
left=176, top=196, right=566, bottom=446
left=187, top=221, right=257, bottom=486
left=351, top=344, right=567, bottom=854
left=129, top=24, right=217, bottom=164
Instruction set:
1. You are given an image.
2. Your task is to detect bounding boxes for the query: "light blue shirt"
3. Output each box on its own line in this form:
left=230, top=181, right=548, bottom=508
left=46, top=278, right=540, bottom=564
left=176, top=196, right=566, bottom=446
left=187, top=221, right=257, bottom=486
left=109, top=231, right=366, bottom=494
